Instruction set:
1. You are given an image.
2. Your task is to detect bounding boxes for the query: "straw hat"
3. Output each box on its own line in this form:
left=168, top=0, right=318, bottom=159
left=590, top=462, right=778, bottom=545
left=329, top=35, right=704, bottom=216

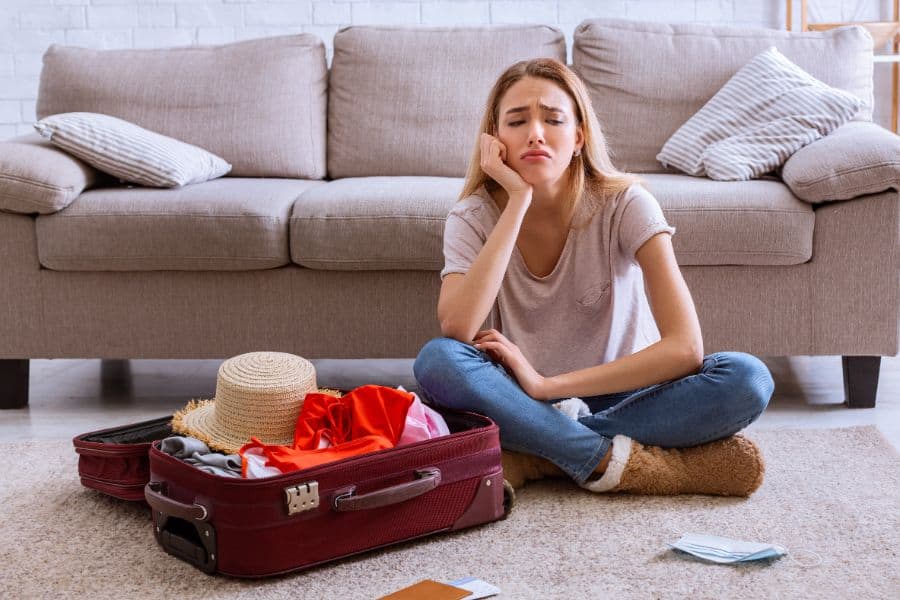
left=172, top=351, right=334, bottom=454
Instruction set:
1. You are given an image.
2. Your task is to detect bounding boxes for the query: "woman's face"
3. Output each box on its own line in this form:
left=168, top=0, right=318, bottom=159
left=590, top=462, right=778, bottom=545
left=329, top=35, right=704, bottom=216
left=495, top=76, right=584, bottom=188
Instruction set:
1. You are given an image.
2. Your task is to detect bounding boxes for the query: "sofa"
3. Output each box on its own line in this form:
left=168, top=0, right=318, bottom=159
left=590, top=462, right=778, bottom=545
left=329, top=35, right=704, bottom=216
left=0, top=19, right=897, bottom=410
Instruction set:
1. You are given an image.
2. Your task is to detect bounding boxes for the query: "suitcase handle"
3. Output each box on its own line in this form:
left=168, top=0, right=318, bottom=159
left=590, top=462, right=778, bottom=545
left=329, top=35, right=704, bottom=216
left=145, top=481, right=209, bottom=522
left=333, top=467, right=441, bottom=512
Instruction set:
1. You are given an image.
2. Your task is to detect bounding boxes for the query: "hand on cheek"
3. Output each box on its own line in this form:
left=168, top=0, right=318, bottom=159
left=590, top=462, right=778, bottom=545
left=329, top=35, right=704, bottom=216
left=480, top=133, right=531, bottom=196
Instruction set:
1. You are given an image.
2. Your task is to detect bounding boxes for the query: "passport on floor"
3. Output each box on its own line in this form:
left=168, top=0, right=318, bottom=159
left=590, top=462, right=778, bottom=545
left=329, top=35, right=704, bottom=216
left=377, top=579, right=470, bottom=600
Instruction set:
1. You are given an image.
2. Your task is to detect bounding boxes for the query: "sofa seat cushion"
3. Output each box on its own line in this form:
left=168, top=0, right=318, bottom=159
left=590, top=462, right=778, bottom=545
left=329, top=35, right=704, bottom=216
left=36, top=178, right=322, bottom=271
left=290, top=177, right=462, bottom=270
left=643, top=174, right=814, bottom=266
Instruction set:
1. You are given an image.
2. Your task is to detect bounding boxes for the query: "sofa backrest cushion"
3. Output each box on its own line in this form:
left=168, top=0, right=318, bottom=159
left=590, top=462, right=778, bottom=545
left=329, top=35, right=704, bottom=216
left=573, top=19, right=874, bottom=173
left=327, top=25, right=566, bottom=179
left=37, top=35, right=327, bottom=179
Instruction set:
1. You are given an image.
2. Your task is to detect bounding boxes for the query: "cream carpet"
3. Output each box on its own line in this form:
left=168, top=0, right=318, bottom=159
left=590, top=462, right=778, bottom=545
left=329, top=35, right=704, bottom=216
left=1, top=426, right=897, bottom=600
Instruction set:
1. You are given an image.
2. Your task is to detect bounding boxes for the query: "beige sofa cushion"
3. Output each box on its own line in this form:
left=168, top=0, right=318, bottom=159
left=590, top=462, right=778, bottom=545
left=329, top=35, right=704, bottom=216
left=782, top=122, right=900, bottom=203
left=573, top=19, right=873, bottom=173
left=643, top=174, right=814, bottom=265
left=37, top=35, right=327, bottom=179
left=36, top=178, right=322, bottom=271
left=290, top=177, right=462, bottom=270
left=0, top=133, right=99, bottom=214
left=328, top=25, right=566, bottom=179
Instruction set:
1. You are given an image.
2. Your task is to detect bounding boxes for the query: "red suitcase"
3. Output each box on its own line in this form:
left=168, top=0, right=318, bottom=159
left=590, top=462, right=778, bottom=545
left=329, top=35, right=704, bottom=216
left=144, top=408, right=513, bottom=577
left=73, top=416, right=173, bottom=502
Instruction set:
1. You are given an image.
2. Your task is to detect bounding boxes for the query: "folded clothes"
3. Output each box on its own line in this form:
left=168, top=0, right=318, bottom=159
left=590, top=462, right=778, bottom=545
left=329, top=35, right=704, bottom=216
left=185, top=452, right=242, bottom=478
left=159, top=435, right=242, bottom=478
left=159, top=435, right=209, bottom=458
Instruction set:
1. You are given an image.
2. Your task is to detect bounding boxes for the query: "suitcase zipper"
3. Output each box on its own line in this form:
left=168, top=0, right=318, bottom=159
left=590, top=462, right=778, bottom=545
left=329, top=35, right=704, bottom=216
left=79, top=473, right=145, bottom=489
left=75, top=445, right=147, bottom=457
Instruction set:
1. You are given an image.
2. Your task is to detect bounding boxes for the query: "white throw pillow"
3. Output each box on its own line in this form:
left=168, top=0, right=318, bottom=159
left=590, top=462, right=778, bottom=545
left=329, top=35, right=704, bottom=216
left=33, top=112, right=232, bottom=188
left=656, top=47, right=862, bottom=181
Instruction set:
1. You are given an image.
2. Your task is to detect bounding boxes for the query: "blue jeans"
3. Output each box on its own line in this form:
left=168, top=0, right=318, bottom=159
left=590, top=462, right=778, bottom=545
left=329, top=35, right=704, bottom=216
left=413, top=338, right=773, bottom=485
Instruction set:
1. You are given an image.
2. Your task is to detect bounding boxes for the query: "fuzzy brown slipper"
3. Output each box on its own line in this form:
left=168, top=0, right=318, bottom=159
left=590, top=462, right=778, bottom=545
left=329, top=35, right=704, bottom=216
left=581, top=434, right=765, bottom=497
left=501, top=450, right=567, bottom=489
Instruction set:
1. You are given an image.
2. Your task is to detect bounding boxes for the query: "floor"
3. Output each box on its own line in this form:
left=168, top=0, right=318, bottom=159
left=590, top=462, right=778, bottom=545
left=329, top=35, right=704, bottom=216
left=1, top=355, right=898, bottom=451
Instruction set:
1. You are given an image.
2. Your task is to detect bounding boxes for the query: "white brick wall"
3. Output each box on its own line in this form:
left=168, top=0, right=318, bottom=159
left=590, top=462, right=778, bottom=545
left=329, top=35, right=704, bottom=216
left=560, top=1, right=627, bottom=25
left=491, top=1, right=558, bottom=24
left=0, top=55, right=14, bottom=78
left=177, top=5, right=242, bottom=28
left=422, top=2, right=490, bottom=25
left=352, top=2, right=420, bottom=25
left=0, top=101, right=21, bottom=124
left=19, top=7, right=86, bottom=30
left=694, top=1, right=733, bottom=24
left=245, top=3, right=313, bottom=26
left=314, top=2, right=352, bottom=24
left=626, top=0, right=691, bottom=22
left=0, top=1, right=894, bottom=133
left=87, top=6, right=139, bottom=29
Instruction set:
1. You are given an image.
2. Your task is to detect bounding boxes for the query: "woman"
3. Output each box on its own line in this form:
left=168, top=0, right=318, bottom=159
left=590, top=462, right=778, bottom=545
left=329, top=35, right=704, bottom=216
left=413, top=59, right=773, bottom=496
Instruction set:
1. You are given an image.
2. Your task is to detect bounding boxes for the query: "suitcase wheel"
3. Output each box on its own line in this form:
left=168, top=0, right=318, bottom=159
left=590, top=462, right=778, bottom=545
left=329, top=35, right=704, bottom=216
left=502, top=479, right=516, bottom=517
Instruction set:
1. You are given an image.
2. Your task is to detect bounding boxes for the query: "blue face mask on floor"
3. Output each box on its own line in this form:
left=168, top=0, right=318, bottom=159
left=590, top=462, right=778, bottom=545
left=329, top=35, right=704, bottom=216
left=669, top=533, right=787, bottom=564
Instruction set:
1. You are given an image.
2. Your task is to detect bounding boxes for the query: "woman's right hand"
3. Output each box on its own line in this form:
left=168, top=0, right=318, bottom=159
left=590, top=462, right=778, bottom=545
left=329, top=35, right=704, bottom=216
left=480, top=133, right=532, bottom=200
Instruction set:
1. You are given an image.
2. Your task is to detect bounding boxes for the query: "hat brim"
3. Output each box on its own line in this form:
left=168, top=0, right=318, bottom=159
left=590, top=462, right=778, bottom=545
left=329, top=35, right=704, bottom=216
left=172, top=388, right=343, bottom=455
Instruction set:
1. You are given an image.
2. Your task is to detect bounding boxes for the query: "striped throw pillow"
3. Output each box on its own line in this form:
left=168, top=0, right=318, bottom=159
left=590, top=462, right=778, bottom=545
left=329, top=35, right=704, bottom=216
left=33, top=112, right=231, bottom=188
left=656, top=47, right=862, bottom=181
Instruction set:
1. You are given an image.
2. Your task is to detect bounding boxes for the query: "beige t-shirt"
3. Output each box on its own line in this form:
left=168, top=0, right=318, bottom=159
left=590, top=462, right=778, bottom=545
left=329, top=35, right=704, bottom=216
left=441, top=183, right=676, bottom=378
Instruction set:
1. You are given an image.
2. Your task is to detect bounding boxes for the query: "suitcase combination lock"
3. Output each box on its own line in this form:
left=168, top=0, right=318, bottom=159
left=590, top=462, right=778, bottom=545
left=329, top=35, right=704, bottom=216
left=285, top=481, right=320, bottom=515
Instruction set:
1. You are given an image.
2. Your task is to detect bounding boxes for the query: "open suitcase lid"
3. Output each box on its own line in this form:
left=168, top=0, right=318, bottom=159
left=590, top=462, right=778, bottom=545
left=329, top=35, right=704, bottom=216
left=73, top=416, right=173, bottom=501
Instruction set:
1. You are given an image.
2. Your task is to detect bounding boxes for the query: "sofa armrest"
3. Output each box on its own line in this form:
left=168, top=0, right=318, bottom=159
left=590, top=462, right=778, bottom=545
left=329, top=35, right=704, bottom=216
left=0, top=133, right=99, bottom=214
left=781, top=121, right=899, bottom=203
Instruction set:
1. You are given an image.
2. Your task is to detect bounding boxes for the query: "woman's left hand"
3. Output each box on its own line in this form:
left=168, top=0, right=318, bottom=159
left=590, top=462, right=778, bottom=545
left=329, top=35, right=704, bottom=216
left=473, top=329, right=551, bottom=401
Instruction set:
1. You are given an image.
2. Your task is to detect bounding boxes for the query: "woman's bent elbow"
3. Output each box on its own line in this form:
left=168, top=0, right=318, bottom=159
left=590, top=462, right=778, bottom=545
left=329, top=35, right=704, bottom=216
left=679, top=345, right=704, bottom=375
left=439, top=319, right=475, bottom=344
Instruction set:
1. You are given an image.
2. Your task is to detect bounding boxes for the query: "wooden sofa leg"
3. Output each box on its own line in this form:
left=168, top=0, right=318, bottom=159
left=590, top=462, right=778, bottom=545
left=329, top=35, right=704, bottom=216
left=0, top=359, right=29, bottom=409
left=842, top=356, right=880, bottom=409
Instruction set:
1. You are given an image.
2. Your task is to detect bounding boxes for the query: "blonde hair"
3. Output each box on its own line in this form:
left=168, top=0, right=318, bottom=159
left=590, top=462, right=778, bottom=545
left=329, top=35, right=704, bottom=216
left=459, top=58, right=638, bottom=224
